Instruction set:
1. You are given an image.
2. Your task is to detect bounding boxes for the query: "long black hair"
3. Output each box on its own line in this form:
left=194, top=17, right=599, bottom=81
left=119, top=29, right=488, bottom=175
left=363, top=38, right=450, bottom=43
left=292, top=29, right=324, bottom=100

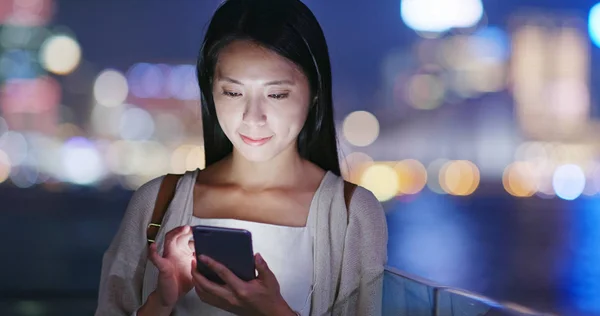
left=197, top=0, right=341, bottom=176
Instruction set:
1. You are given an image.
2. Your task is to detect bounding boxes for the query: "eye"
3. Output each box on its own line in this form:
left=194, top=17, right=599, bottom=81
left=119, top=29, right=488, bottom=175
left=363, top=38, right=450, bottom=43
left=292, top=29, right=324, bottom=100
left=269, top=93, right=289, bottom=100
left=222, top=91, right=242, bottom=98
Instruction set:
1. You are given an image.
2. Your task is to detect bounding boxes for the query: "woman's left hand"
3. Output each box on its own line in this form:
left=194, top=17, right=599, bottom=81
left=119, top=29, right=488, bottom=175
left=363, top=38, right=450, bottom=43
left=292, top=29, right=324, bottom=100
left=191, top=253, right=296, bottom=316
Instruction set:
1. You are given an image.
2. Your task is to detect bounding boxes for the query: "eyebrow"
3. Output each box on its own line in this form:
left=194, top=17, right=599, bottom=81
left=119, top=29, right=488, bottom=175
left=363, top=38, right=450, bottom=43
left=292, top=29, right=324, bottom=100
left=218, top=77, right=295, bottom=86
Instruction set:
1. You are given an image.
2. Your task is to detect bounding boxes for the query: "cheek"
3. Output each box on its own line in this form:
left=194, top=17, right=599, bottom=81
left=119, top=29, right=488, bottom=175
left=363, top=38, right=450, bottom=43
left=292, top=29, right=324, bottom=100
left=271, top=104, right=310, bottom=131
left=214, top=102, right=242, bottom=132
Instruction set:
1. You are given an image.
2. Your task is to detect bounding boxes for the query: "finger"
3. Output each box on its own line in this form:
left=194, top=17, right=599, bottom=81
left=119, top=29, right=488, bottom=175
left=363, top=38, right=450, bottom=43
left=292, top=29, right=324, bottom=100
left=193, top=283, right=222, bottom=306
left=191, top=259, right=233, bottom=299
left=198, top=255, right=246, bottom=290
left=190, top=263, right=219, bottom=304
left=148, top=243, right=169, bottom=272
left=255, top=253, right=276, bottom=283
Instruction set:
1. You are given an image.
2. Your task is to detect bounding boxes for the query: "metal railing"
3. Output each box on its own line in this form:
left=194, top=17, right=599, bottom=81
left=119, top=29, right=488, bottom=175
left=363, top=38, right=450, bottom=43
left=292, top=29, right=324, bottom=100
left=383, top=266, right=552, bottom=316
left=0, top=267, right=553, bottom=316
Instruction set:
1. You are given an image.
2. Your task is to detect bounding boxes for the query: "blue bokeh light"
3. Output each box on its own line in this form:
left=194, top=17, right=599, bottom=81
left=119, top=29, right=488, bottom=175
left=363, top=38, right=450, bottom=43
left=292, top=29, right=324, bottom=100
left=590, top=3, right=600, bottom=48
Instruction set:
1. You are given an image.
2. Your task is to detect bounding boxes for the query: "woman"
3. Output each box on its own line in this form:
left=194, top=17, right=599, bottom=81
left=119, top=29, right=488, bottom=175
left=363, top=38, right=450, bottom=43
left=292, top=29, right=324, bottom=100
left=96, top=0, right=387, bottom=315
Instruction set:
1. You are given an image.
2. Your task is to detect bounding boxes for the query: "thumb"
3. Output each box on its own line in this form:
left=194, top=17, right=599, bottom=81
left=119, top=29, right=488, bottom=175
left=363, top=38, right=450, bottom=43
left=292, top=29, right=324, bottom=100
left=255, top=253, right=276, bottom=283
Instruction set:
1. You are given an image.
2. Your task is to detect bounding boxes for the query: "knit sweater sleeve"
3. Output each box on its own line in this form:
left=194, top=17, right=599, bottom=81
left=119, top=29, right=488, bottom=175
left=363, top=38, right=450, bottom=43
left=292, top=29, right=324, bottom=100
left=94, top=176, right=164, bottom=316
left=332, top=186, right=388, bottom=316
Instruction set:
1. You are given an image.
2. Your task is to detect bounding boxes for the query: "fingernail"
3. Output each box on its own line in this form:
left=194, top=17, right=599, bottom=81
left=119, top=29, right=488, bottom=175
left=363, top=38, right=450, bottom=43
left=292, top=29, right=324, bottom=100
left=256, top=253, right=263, bottom=264
left=199, top=255, right=208, bottom=263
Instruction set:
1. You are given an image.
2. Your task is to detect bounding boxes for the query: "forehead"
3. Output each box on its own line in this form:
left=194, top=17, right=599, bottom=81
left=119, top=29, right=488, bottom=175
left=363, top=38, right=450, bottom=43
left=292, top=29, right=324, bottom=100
left=214, top=40, right=305, bottom=81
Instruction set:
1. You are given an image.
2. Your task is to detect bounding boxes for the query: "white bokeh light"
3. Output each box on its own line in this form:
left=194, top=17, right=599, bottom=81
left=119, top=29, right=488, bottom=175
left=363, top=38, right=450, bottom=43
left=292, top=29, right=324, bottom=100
left=119, top=107, right=155, bottom=141
left=342, top=111, right=380, bottom=147
left=0, top=131, right=28, bottom=166
left=167, top=64, right=200, bottom=100
left=401, top=0, right=484, bottom=33
left=61, top=137, right=105, bottom=185
left=94, top=69, right=129, bottom=107
left=552, top=164, right=585, bottom=200
left=40, top=35, right=82, bottom=75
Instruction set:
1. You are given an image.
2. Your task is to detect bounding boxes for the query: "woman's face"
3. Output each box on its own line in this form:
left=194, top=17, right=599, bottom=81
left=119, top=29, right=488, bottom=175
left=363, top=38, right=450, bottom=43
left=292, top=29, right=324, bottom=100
left=212, top=40, right=312, bottom=162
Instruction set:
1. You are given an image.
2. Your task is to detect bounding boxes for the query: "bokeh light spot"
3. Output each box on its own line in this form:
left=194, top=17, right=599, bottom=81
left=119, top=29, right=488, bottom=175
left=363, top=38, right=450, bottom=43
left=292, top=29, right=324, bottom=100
left=342, top=111, right=380, bottom=147
left=360, top=163, right=399, bottom=202
left=94, top=69, right=129, bottom=107
left=40, top=34, right=81, bottom=75
left=553, top=164, right=585, bottom=200
left=440, top=160, right=480, bottom=196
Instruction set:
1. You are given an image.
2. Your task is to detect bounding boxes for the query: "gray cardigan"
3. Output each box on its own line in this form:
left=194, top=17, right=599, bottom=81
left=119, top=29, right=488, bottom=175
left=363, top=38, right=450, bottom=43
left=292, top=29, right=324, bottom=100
left=95, top=170, right=388, bottom=315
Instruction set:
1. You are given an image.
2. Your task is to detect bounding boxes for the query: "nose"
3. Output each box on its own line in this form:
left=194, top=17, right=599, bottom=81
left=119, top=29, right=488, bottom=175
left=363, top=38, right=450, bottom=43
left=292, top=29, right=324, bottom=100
left=242, top=97, right=267, bottom=127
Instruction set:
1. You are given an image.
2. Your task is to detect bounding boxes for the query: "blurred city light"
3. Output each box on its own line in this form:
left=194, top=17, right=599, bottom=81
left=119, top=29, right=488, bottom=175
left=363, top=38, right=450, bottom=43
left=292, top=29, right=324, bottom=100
left=470, top=26, right=510, bottom=62
left=395, top=159, right=427, bottom=195
left=0, top=0, right=598, bottom=205
left=427, top=159, right=448, bottom=194
left=400, top=0, right=484, bottom=33
left=106, top=140, right=137, bottom=175
left=154, top=113, right=185, bottom=143
left=440, top=160, right=480, bottom=196
left=0, top=131, right=27, bottom=166
left=503, top=162, right=537, bottom=197
left=360, top=163, right=399, bottom=202
left=340, top=151, right=374, bottom=183
left=9, top=165, right=38, bottom=188
left=406, top=74, right=445, bottom=110
left=61, top=137, right=105, bottom=185
left=119, top=107, right=155, bottom=141
left=2, top=0, right=55, bottom=26
left=511, top=18, right=590, bottom=138
left=127, top=63, right=167, bottom=99
left=39, top=34, right=81, bottom=75
left=171, top=144, right=205, bottom=174
left=342, top=111, right=380, bottom=147
left=90, top=103, right=124, bottom=138
left=0, top=149, right=10, bottom=183
left=186, top=145, right=205, bottom=171
left=94, top=69, right=129, bottom=107
left=138, top=141, right=170, bottom=176
left=0, top=116, right=7, bottom=136
left=590, top=3, right=600, bottom=48
left=0, top=49, right=38, bottom=80
left=0, top=76, right=61, bottom=119
left=167, top=64, right=201, bottom=100
left=553, top=164, right=585, bottom=200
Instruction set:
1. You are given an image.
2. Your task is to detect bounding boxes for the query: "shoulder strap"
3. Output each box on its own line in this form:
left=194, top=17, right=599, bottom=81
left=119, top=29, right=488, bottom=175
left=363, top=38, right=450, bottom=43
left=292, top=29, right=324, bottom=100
left=147, top=174, right=183, bottom=245
left=343, top=180, right=357, bottom=211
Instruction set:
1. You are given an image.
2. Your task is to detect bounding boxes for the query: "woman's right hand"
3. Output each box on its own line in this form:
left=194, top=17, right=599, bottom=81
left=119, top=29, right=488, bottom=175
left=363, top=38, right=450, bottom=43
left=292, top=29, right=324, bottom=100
left=146, top=225, right=195, bottom=308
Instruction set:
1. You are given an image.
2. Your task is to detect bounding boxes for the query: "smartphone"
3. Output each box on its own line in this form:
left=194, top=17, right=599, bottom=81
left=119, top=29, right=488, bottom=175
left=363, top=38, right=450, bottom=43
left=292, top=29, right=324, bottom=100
left=192, top=225, right=256, bottom=285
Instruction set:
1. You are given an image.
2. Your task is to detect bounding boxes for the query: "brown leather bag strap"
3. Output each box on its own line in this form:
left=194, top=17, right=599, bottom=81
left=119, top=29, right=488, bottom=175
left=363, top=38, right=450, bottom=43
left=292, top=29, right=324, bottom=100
left=343, top=180, right=357, bottom=211
left=147, top=174, right=183, bottom=245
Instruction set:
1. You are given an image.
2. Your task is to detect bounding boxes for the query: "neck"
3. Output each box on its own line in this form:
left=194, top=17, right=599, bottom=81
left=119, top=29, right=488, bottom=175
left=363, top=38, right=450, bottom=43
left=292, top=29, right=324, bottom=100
left=225, top=147, right=306, bottom=189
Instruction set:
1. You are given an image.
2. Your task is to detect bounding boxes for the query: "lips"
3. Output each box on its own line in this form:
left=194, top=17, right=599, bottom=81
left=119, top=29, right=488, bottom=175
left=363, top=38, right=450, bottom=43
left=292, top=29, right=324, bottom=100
left=239, top=134, right=273, bottom=146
